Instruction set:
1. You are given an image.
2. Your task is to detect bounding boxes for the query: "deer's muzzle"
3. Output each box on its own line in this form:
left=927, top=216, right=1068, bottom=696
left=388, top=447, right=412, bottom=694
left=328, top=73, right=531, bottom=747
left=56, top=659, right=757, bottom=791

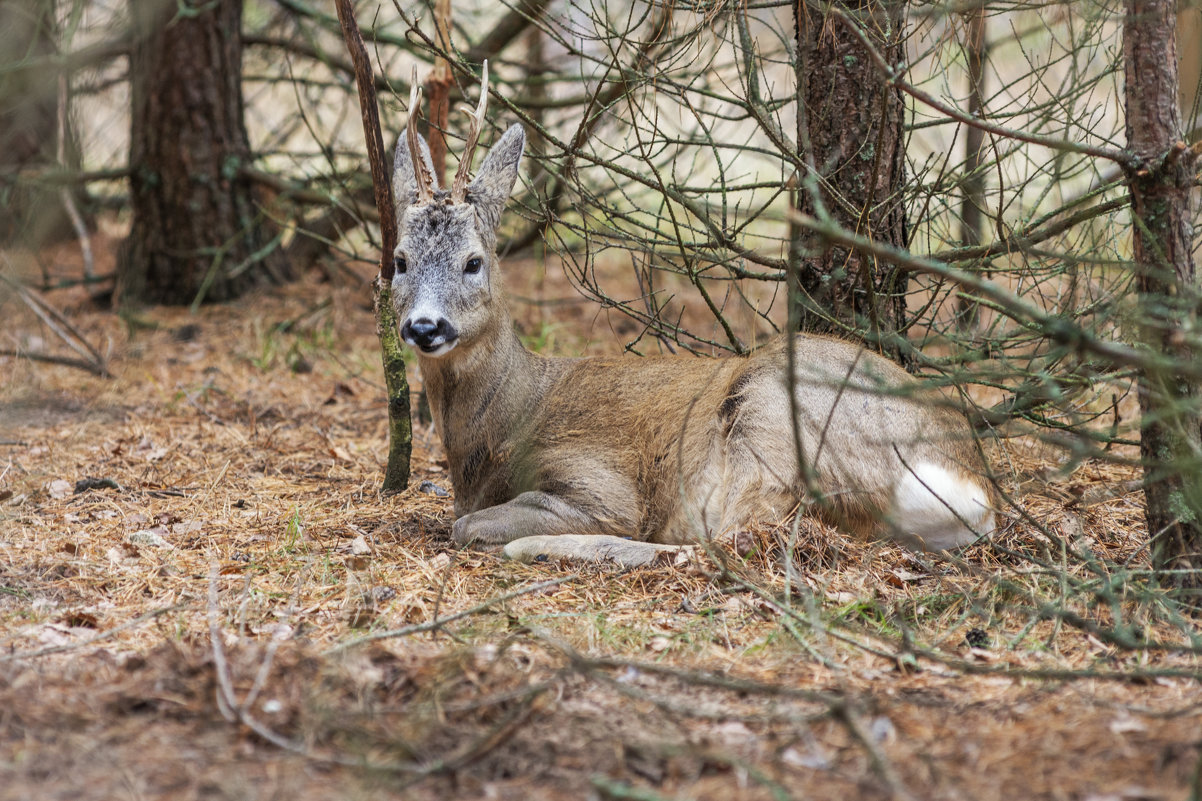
left=402, top=316, right=459, bottom=356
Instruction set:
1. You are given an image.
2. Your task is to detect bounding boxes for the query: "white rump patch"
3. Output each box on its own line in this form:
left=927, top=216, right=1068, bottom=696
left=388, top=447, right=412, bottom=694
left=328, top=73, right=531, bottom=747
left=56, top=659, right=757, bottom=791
left=891, top=462, right=994, bottom=551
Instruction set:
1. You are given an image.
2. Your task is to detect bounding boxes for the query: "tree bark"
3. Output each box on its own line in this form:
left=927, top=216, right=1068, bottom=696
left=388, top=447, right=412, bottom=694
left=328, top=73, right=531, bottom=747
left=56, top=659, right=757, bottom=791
left=117, top=0, right=288, bottom=307
left=792, top=0, right=909, bottom=362
left=1178, top=2, right=1202, bottom=141
left=1124, top=0, right=1202, bottom=592
left=955, top=5, right=988, bottom=330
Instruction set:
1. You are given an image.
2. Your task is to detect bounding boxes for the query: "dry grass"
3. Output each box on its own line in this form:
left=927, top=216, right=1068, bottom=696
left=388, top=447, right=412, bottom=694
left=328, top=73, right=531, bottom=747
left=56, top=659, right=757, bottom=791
left=1, top=246, right=1199, bottom=801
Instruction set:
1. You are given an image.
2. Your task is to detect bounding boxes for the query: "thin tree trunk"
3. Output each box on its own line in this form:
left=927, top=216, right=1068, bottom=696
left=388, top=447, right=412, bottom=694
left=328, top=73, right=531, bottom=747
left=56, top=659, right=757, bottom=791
left=334, top=0, right=412, bottom=493
left=792, top=0, right=909, bottom=363
left=117, top=0, right=288, bottom=307
left=956, top=5, right=988, bottom=330
left=1124, top=0, right=1202, bottom=592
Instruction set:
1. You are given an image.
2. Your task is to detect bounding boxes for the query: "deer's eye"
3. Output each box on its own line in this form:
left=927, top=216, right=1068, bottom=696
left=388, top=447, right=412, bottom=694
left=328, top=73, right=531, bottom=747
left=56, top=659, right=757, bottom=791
left=464, top=257, right=483, bottom=275
left=394, top=256, right=407, bottom=275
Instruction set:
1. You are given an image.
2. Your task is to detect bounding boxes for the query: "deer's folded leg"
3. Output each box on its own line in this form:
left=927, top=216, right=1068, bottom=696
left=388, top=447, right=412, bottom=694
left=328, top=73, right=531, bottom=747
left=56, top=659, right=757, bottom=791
left=451, top=490, right=637, bottom=547
left=502, top=534, right=692, bottom=569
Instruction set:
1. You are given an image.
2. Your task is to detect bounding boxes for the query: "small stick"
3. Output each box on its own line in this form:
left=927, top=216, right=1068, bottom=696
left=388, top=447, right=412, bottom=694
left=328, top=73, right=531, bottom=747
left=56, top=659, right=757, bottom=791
left=325, top=575, right=575, bottom=654
left=0, top=267, right=109, bottom=377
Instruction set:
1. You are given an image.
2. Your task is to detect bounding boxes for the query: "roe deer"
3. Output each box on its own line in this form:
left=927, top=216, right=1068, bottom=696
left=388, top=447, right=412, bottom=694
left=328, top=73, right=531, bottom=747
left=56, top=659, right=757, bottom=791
left=391, top=69, right=995, bottom=567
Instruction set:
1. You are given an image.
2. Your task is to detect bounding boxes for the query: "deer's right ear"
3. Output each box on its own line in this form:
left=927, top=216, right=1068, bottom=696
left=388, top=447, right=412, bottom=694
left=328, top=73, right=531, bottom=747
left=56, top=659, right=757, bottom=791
left=467, top=124, right=525, bottom=230
left=393, top=133, right=437, bottom=212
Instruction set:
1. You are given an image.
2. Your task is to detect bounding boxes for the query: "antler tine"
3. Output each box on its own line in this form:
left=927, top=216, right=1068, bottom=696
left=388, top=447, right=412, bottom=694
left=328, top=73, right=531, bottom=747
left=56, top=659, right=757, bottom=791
left=450, top=59, right=489, bottom=204
left=406, top=66, right=434, bottom=204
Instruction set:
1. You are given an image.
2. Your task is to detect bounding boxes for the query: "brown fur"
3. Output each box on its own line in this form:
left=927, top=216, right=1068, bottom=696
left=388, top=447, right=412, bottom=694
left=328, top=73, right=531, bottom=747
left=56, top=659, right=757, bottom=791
left=391, top=121, right=995, bottom=563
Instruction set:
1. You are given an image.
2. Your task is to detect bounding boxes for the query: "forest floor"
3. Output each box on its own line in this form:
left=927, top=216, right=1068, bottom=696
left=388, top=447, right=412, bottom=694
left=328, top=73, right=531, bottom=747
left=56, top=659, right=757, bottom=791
left=1, top=238, right=1199, bottom=801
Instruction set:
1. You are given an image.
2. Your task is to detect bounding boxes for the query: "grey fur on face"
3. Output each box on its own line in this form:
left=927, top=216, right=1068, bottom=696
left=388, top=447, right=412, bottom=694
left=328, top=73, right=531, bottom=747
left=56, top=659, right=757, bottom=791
left=390, top=124, right=525, bottom=357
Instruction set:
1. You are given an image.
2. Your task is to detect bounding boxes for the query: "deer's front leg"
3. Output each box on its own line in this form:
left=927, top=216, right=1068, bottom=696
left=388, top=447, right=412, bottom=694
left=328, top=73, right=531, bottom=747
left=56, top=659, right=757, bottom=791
left=451, top=490, right=613, bottom=547
left=452, top=491, right=695, bottom=569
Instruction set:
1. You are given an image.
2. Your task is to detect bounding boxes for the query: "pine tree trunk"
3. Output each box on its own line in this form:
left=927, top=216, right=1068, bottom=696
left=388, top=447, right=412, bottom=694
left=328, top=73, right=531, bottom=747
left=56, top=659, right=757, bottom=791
left=1124, top=0, right=1202, bottom=592
left=792, top=0, right=909, bottom=362
left=117, top=0, right=288, bottom=307
left=1178, top=3, right=1202, bottom=141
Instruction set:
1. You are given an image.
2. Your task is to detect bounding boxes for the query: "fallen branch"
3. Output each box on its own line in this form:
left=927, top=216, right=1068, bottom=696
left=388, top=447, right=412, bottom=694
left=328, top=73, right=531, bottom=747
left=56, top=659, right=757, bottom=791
left=325, top=575, right=576, bottom=654
left=0, top=263, right=110, bottom=378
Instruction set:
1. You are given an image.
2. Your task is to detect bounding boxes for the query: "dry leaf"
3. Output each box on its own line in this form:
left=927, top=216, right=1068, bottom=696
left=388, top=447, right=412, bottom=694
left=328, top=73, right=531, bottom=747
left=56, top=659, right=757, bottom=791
left=648, top=636, right=672, bottom=652
left=782, top=745, right=832, bottom=770
left=59, top=611, right=99, bottom=629
left=48, top=479, right=72, bottom=499
left=967, top=647, right=998, bottom=663
left=886, top=568, right=925, bottom=586
left=712, top=721, right=754, bottom=746
left=172, top=520, right=204, bottom=535
left=672, top=546, right=698, bottom=568
left=870, top=716, right=896, bottom=743
left=127, top=526, right=172, bottom=548
left=107, top=543, right=140, bottom=563
left=34, top=623, right=79, bottom=648
left=722, top=596, right=749, bottom=616
left=1109, top=714, right=1148, bottom=735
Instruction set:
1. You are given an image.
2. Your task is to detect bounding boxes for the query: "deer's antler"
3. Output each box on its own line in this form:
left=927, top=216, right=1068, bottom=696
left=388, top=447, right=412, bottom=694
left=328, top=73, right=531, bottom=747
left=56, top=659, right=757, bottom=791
left=406, top=66, right=435, bottom=205
left=450, top=60, right=489, bottom=204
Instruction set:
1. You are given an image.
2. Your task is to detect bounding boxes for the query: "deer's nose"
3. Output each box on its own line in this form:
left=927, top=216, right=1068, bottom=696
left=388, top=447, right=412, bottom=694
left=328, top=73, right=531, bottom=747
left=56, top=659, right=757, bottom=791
left=402, top=317, right=459, bottom=353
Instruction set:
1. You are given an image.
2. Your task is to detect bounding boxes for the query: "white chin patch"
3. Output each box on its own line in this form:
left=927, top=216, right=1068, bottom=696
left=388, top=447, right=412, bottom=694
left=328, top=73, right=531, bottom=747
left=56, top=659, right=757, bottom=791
left=418, top=340, right=458, bottom=358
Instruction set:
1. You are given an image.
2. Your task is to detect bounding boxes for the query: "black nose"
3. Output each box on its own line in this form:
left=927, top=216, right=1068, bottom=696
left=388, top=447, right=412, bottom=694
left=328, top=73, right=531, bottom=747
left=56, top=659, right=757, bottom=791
left=401, top=317, right=459, bottom=351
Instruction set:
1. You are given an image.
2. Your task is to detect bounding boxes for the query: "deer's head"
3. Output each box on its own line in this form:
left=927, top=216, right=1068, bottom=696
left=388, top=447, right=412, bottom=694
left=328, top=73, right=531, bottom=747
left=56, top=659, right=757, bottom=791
left=391, top=64, right=525, bottom=358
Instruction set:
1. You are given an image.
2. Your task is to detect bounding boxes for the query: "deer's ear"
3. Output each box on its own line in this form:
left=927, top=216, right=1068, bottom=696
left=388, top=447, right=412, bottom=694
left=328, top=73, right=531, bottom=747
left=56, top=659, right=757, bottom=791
left=393, top=132, right=437, bottom=211
left=467, top=124, right=525, bottom=229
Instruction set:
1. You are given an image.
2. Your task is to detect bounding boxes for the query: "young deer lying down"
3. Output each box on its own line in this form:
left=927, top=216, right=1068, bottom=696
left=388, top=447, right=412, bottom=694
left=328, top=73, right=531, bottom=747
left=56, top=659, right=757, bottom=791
left=391, top=74, right=995, bottom=568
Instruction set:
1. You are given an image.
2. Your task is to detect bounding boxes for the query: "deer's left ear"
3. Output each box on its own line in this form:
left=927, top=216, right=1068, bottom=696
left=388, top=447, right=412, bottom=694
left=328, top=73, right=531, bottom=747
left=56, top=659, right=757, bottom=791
left=467, top=124, right=525, bottom=230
